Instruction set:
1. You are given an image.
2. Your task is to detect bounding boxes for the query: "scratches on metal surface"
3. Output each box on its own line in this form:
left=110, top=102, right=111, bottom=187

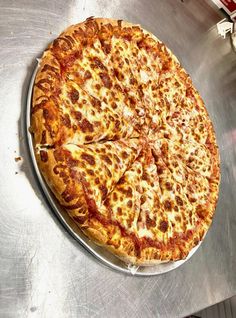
left=0, top=6, right=61, bottom=17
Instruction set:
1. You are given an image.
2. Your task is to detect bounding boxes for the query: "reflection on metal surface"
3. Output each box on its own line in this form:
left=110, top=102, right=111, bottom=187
left=0, top=0, right=236, bottom=317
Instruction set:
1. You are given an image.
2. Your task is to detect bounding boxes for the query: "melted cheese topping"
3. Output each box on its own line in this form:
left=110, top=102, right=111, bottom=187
left=32, top=18, right=220, bottom=264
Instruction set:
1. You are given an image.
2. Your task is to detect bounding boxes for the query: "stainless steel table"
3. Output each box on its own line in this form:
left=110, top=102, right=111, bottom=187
left=0, top=1, right=236, bottom=317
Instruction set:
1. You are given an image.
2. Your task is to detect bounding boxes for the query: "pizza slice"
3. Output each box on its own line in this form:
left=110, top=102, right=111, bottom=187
left=57, top=35, right=143, bottom=133
left=61, top=20, right=167, bottom=135
left=103, top=26, right=174, bottom=134
left=60, top=80, right=135, bottom=143
left=103, top=154, right=144, bottom=232
left=99, top=146, right=181, bottom=264
left=157, top=73, right=213, bottom=145
left=138, top=152, right=164, bottom=231
left=146, top=63, right=214, bottom=145
left=153, top=138, right=219, bottom=180
left=122, top=40, right=163, bottom=133
left=151, top=145, right=216, bottom=256
left=105, top=35, right=147, bottom=132
left=98, top=148, right=158, bottom=263
left=134, top=148, right=182, bottom=263
left=164, top=106, right=213, bottom=145
left=31, top=73, right=135, bottom=147
left=37, top=138, right=142, bottom=217
left=86, top=152, right=144, bottom=262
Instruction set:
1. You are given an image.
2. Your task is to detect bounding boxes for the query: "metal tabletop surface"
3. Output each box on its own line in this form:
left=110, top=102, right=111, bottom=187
left=0, top=0, right=236, bottom=317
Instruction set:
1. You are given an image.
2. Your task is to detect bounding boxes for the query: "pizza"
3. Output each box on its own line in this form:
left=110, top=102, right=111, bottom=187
left=31, top=17, right=220, bottom=265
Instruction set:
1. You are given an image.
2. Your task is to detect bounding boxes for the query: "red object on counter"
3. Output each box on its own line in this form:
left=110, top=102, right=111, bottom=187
left=220, top=0, right=236, bottom=13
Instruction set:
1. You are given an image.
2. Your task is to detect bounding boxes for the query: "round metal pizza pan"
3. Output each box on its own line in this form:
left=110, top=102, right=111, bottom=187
left=26, top=61, right=202, bottom=276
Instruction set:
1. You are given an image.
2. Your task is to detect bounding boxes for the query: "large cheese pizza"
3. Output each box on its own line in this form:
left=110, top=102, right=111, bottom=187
left=31, top=17, right=220, bottom=265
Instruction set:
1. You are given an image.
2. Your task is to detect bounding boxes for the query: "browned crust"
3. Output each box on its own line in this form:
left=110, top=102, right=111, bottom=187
left=35, top=148, right=88, bottom=217
left=31, top=17, right=220, bottom=266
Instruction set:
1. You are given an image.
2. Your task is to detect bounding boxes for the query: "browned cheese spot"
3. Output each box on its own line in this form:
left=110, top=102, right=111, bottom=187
left=112, top=192, right=118, bottom=201
left=126, top=187, right=133, bottom=198
left=140, top=194, right=146, bottom=204
left=189, top=197, right=197, bottom=203
left=146, top=215, right=156, bottom=229
left=61, top=114, right=71, bottom=128
left=74, top=111, right=82, bottom=121
left=66, top=156, right=78, bottom=168
left=100, top=72, right=112, bottom=89
left=81, top=153, right=95, bottom=165
left=101, top=155, right=112, bottom=165
left=115, top=120, right=121, bottom=129
left=121, top=151, right=128, bottom=159
left=175, top=216, right=181, bottom=222
left=142, top=172, right=148, bottom=181
left=127, top=200, right=133, bottom=208
left=79, top=119, right=94, bottom=133
left=69, top=88, right=79, bottom=104
left=53, top=165, right=60, bottom=175
left=196, top=205, right=206, bottom=219
left=111, top=102, right=118, bottom=109
left=156, top=165, right=163, bottom=175
left=109, top=115, right=115, bottom=122
left=173, top=161, right=178, bottom=168
left=84, top=70, right=92, bottom=80
left=99, top=185, right=108, bottom=200
left=165, top=182, right=172, bottom=191
left=87, top=169, right=95, bottom=176
left=43, top=108, right=55, bottom=121
left=114, top=154, right=121, bottom=163
left=164, top=200, right=172, bottom=211
left=174, top=205, right=179, bottom=212
left=92, top=57, right=107, bottom=70
left=41, top=130, right=47, bottom=144
left=118, top=176, right=125, bottom=185
left=85, top=135, right=93, bottom=142
left=176, top=184, right=181, bottom=193
left=40, top=150, right=48, bottom=162
left=176, top=196, right=183, bottom=206
left=91, top=97, right=101, bottom=109
left=53, top=149, right=65, bottom=162
left=105, top=167, right=112, bottom=178
left=159, top=220, right=168, bottom=233
left=117, top=207, right=122, bottom=215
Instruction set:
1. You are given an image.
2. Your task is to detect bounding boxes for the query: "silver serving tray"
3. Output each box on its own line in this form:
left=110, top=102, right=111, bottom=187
left=26, top=61, right=202, bottom=276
